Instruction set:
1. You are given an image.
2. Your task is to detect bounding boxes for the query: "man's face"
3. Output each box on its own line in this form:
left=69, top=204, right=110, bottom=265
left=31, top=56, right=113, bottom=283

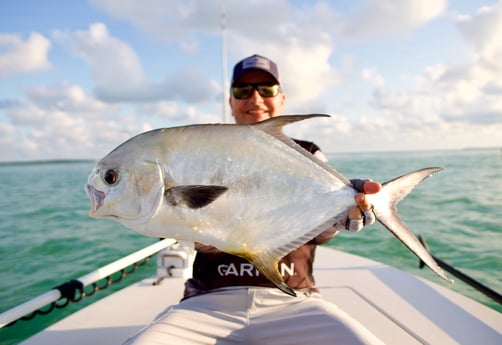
left=229, top=70, right=286, bottom=124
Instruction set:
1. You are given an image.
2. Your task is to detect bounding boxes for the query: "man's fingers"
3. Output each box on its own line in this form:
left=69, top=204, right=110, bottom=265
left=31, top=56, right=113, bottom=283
left=355, top=193, right=372, bottom=211
left=362, top=208, right=376, bottom=225
left=363, top=180, right=382, bottom=194
left=349, top=205, right=363, bottom=220
left=344, top=179, right=381, bottom=232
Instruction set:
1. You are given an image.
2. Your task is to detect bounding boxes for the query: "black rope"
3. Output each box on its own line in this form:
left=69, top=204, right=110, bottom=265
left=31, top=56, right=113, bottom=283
left=56, top=279, right=84, bottom=302
left=5, top=255, right=151, bottom=327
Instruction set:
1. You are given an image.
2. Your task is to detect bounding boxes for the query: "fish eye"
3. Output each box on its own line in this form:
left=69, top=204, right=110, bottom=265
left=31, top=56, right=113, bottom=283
left=104, top=169, right=119, bottom=185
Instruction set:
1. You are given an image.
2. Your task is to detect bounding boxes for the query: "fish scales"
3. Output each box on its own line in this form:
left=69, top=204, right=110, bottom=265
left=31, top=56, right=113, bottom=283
left=86, top=114, right=451, bottom=296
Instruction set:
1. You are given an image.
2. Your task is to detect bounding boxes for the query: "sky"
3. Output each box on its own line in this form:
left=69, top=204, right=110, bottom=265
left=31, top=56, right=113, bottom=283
left=1, top=0, right=501, bottom=162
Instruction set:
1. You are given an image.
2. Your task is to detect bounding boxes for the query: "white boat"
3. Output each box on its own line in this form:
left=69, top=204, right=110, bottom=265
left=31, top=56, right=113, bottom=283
left=2, top=239, right=501, bottom=345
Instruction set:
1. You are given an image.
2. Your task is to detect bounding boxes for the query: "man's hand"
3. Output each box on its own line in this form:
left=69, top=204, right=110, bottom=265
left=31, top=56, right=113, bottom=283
left=346, top=180, right=382, bottom=232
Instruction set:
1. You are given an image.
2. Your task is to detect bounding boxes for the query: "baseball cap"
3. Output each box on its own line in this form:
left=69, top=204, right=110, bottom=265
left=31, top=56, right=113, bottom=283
left=231, top=54, right=280, bottom=86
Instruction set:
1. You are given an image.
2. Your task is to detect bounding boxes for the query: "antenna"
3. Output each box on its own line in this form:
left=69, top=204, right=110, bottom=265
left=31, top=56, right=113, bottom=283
left=220, top=0, right=229, bottom=123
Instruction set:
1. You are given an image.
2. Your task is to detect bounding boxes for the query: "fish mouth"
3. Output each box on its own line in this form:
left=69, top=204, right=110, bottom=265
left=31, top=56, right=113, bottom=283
left=85, top=184, right=105, bottom=213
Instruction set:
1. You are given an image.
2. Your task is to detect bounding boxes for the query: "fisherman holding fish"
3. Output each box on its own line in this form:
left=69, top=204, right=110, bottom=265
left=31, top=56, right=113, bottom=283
left=121, top=55, right=385, bottom=344
left=88, top=54, right=447, bottom=344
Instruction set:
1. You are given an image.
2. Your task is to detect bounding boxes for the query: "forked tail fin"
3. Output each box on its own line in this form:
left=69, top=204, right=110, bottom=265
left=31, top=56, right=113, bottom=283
left=370, top=167, right=453, bottom=283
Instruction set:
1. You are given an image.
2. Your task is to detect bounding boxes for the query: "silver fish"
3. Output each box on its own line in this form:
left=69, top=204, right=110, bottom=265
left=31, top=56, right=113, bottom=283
left=85, top=114, right=451, bottom=296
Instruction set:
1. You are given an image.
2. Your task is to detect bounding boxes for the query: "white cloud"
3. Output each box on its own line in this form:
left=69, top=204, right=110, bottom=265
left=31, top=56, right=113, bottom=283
left=135, top=100, right=220, bottom=125
left=53, top=23, right=149, bottom=101
left=87, top=0, right=449, bottom=113
left=1, top=83, right=142, bottom=161
left=53, top=23, right=219, bottom=103
left=90, top=0, right=338, bottom=101
left=179, top=39, right=200, bottom=54
left=24, top=83, right=109, bottom=114
left=282, top=45, right=339, bottom=102
left=0, top=32, right=51, bottom=78
left=341, top=0, right=447, bottom=39
left=367, top=59, right=502, bottom=126
left=90, top=0, right=223, bottom=40
left=455, top=2, right=502, bottom=96
left=332, top=1, right=502, bottom=153
left=3, top=0, right=502, bottom=162
left=362, top=68, right=385, bottom=88
left=456, top=2, right=502, bottom=62
left=0, top=79, right=224, bottom=162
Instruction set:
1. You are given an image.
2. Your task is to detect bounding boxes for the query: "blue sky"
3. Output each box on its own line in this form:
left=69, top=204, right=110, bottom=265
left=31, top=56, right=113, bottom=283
left=1, top=0, right=501, bottom=161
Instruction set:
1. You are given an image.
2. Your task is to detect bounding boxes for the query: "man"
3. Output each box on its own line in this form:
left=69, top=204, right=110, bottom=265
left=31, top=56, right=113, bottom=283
left=125, top=55, right=384, bottom=344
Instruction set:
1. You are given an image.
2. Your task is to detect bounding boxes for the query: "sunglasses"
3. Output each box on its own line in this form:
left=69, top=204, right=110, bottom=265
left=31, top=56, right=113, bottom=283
left=231, top=83, right=281, bottom=100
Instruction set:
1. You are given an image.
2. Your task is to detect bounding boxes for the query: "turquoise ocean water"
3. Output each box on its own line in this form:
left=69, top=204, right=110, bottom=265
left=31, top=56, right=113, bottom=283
left=1, top=149, right=501, bottom=344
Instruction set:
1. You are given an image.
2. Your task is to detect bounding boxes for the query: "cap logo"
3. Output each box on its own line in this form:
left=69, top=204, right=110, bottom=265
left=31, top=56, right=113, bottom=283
left=242, top=56, right=271, bottom=70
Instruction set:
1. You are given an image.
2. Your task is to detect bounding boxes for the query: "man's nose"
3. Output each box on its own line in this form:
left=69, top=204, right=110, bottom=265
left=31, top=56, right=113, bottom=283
left=248, top=89, right=264, bottom=102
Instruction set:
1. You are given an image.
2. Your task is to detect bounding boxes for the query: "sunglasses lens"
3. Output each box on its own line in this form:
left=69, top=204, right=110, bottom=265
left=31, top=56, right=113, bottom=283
left=232, top=86, right=253, bottom=100
left=258, top=85, right=279, bottom=98
left=232, top=84, right=280, bottom=99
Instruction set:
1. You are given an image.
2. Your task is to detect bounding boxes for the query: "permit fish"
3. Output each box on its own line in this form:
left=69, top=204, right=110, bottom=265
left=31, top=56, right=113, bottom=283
left=85, top=114, right=451, bottom=296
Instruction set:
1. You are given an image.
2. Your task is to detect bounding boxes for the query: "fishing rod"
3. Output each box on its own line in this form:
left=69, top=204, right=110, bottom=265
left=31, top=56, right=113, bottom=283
left=418, top=235, right=502, bottom=306
left=220, top=0, right=230, bottom=123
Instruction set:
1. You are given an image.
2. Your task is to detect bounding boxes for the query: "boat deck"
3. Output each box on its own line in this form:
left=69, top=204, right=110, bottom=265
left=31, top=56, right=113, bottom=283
left=21, top=246, right=502, bottom=344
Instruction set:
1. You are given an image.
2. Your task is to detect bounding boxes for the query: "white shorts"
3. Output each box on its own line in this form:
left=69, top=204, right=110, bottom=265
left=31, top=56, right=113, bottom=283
left=123, top=287, right=384, bottom=345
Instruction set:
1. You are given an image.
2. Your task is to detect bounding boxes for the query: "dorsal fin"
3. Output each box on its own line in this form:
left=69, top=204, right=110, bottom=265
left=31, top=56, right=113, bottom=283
left=253, top=114, right=329, bottom=140
left=253, top=114, right=350, bottom=184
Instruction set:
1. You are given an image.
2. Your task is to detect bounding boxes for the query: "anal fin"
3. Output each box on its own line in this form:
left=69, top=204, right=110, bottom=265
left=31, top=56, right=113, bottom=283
left=250, top=255, right=297, bottom=297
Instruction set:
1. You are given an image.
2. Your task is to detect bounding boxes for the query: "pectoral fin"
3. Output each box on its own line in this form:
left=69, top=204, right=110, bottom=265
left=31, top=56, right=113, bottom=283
left=165, top=185, right=228, bottom=209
